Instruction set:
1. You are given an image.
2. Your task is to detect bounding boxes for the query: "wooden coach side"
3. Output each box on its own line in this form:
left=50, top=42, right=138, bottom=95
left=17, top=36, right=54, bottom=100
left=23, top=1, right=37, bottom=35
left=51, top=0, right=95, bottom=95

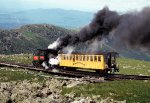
left=58, top=54, right=106, bottom=70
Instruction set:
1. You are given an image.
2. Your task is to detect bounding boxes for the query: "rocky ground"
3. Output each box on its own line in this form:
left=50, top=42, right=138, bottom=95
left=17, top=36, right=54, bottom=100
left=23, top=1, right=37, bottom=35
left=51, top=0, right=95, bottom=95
left=0, top=78, right=126, bottom=103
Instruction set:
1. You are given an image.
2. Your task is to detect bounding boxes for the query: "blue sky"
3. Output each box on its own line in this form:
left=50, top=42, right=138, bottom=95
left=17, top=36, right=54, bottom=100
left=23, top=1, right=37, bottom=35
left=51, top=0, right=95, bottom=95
left=0, top=0, right=150, bottom=13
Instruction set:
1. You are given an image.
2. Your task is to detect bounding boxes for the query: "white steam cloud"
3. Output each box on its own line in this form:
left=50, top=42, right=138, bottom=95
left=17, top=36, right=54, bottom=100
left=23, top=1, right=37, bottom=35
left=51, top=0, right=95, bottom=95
left=62, top=46, right=75, bottom=54
left=48, top=56, right=60, bottom=66
left=48, top=38, right=60, bottom=49
left=87, top=38, right=106, bottom=53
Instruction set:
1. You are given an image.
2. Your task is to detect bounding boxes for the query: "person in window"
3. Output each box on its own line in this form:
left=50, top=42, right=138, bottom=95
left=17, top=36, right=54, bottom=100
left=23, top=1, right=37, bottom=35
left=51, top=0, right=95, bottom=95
left=111, top=60, right=116, bottom=74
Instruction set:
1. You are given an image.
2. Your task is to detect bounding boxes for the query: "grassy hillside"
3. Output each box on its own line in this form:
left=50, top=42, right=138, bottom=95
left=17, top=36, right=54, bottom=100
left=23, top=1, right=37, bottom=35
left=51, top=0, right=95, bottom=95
left=0, top=24, right=75, bottom=54
left=62, top=80, right=150, bottom=103
left=0, top=67, right=45, bottom=82
left=118, top=58, right=150, bottom=75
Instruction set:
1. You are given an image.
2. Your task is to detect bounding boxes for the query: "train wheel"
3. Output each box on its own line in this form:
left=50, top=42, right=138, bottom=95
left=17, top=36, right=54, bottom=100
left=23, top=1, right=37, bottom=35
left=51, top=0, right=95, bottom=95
left=96, top=70, right=107, bottom=76
left=65, top=67, right=76, bottom=71
left=32, top=61, right=40, bottom=67
left=71, top=67, right=76, bottom=71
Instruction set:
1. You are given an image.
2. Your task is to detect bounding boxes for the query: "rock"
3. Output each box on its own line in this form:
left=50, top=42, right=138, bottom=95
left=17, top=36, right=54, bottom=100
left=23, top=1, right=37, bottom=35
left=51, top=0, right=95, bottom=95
left=66, top=81, right=82, bottom=88
left=66, top=80, right=88, bottom=88
left=71, top=97, right=95, bottom=103
left=0, top=92, right=10, bottom=103
left=65, top=92, right=76, bottom=99
left=41, top=87, right=52, bottom=97
left=0, top=78, right=126, bottom=103
left=91, top=95, right=101, bottom=102
left=100, top=97, right=113, bottom=103
left=100, top=97, right=126, bottom=103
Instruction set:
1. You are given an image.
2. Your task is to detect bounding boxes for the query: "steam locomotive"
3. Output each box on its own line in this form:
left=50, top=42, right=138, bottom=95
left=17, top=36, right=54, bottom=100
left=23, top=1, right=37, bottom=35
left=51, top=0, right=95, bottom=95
left=32, top=49, right=119, bottom=74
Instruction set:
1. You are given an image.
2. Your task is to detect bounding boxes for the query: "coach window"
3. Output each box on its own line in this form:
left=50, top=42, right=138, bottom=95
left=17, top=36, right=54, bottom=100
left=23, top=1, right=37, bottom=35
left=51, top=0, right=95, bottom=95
left=94, top=56, right=97, bottom=62
left=80, top=55, right=82, bottom=61
left=74, top=55, right=76, bottom=61
left=81, top=55, right=83, bottom=61
left=79, top=55, right=82, bottom=61
left=63, top=55, right=65, bottom=60
left=67, top=55, right=69, bottom=60
left=78, top=55, right=80, bottom=60
left=87, top=56, right=89, bottom=61
left=68, top=55, right=70, bottom=60
left=83, top=55, right=85, bottom=61
left=90, top=56, right=93, bottom=61
left=88, top=56, right=90, bottom=61
left=70, top=55, right=72, bottom=60
left=78, top=55, right=80, bottom=61
left=73, top=55, right=75, bottom=61
left=61, top=55, right=64, bottom=60
left=64, top=55, right=66, bottom=60
left=66, top=55, right=68, bottom=60
left=98, top=56, right=101, bottom=61
left=64, top=55, right=67, bottom=60
left=64, top=55, right=65, bottom=60
left=67, top=55, right=70, bottom=60
left=76, top=55, right=78, bottom=61
left=60, top=55, right=62, bottom=60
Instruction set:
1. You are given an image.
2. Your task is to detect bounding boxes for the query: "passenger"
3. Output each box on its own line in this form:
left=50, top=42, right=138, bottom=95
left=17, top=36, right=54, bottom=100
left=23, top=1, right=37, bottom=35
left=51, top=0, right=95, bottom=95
left=111, top=60, right=116, bottom=74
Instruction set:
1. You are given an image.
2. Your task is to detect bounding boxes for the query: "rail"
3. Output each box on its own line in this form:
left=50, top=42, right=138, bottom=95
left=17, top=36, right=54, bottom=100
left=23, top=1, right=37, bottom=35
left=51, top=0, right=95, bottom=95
left=0, top=62, right=150, bottom=82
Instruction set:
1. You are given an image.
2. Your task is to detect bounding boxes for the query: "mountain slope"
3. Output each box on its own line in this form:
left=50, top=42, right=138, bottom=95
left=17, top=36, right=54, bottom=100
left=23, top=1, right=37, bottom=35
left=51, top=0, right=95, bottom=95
left=0, top=24, right=74, bottom=54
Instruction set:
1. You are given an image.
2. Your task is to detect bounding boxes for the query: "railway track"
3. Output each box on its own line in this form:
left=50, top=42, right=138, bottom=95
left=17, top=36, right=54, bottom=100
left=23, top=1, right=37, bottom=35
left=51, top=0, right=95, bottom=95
left=0, top=62, right=150, bottom=82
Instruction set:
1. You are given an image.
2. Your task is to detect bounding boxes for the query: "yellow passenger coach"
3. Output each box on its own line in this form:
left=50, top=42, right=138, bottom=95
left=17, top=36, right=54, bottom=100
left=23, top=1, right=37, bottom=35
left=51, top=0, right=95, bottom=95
left=59, top=52, right=119, bottom=73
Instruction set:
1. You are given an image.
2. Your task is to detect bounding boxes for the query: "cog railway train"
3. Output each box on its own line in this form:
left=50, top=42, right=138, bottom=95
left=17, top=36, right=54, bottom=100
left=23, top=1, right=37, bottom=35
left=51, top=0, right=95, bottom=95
left=33, top=49, right=119, bottom=74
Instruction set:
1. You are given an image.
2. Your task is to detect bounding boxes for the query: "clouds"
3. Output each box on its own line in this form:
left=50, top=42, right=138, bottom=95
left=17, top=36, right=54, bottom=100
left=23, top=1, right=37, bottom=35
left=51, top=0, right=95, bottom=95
left=0, top=0, right=150, bottom=13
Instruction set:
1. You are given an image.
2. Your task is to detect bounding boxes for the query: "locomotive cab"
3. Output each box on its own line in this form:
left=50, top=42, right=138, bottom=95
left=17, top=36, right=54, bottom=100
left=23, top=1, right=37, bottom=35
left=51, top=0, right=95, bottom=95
left=105, top=52, right=119, bottom=73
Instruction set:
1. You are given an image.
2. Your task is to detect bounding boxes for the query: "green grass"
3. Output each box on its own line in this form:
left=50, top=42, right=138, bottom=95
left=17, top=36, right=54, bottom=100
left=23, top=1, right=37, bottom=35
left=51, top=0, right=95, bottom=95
left=61, top=57, right=150, bottom=103
left=0, top=54, right=150, bottom=102
left=0, top=54, right=33, bottom=65
left=118, top=58, right=150, bottom=75
left=23, top=31, right=37, bottom=40
left=0, top=67, right=46, bottom=82
left=62, top=80, right=150, bottom=103
left=0, top=54, right=53, bottom=82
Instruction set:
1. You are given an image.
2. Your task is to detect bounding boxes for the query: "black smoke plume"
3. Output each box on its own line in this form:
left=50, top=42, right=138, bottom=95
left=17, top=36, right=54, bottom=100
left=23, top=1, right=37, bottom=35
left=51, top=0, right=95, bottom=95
left=49, top=7, right=150, bottom=51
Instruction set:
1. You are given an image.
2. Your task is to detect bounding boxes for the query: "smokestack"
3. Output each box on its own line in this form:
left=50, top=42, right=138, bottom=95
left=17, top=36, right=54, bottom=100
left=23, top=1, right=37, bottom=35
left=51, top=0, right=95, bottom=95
left=48, top=7, right=150, bottom=51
